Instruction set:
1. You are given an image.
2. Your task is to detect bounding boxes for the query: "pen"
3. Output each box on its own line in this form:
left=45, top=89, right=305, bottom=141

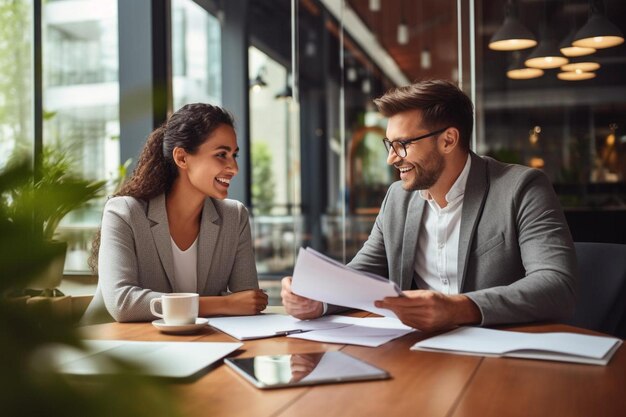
left=275, top=329, right=305, bottom=336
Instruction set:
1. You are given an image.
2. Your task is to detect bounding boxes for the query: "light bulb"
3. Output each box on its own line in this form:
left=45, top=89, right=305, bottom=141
left=397, top=23, right=409, bottom=45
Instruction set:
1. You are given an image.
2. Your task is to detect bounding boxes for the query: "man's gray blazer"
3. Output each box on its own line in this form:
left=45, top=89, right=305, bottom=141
left=347, top=152, right=578, bottom=326
left=83, top=194, right=258, bottom=323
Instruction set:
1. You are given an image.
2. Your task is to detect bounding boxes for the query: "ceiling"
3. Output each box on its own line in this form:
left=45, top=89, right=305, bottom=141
left=345, top=0, right=626, bottom=89
left=346, top=0, right=458, bottom=82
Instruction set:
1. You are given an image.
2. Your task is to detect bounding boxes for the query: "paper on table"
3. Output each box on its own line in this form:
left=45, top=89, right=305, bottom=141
left=207, top=314, right=350, bottom=340
left=287, top=316, right=415, bottom=347
left=291, top=247, right=403, bottom=318
left=320, top=316, right=414, bottom=330
left=411, top=327, right=623, bottom=366
left=49, top=340, right=242, bottom=378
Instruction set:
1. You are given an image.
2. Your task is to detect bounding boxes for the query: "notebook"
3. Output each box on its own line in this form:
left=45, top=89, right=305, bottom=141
left=411, top=327, right=622, bottom=366
left=47, top=340, right=242, bottom=378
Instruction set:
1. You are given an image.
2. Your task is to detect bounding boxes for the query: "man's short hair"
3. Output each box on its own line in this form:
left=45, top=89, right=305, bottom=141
left=373, top=80, right=474, bottom=151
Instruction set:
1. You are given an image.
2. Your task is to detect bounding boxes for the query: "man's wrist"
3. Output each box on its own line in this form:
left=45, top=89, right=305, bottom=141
left=451, top=295, right=482, bottom=326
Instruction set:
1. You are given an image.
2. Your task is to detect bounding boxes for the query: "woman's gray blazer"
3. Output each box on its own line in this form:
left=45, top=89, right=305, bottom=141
left=83, top=194, right=258, bottom=323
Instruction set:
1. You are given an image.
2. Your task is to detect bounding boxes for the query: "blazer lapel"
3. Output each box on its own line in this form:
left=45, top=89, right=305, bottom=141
left=148, top=194, right=177, bottom=292
left=196, top=198, right=220, bottom=293
left=457, top=152, right=489, bottom=291
left=400, top=193, right=425, bottom=290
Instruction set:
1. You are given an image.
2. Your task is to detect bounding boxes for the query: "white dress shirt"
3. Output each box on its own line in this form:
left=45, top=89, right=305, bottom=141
left=171, top=235, right=199, bottom=293
left=413, top=155, right=471, bottom=294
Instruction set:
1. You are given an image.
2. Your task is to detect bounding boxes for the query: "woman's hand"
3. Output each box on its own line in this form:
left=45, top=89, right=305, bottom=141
left=223, top=289, right=268, bottom=315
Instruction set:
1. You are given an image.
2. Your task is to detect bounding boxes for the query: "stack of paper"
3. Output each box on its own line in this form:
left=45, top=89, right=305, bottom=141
left=291, top=247, right=403, bottom=318
left=208, top=314, right=415, bottom=347
left=411, top=327, right=623, bottom=365
left=287, top=316, right=415, bottom=347
left=208, top=314, right=350, bottom=340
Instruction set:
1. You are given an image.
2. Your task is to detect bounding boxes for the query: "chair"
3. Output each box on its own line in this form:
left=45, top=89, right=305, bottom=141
left=566, top=242, right=626, bottom=339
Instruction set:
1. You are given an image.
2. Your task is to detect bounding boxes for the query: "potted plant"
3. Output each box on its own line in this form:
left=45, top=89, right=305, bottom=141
left=1, top=158, right=180, bottom=417
left=4, top=145, right=106, bottom=298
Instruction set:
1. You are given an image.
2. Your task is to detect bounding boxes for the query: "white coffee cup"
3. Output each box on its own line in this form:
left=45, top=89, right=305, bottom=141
left=150, top=293, right=199, bottom=325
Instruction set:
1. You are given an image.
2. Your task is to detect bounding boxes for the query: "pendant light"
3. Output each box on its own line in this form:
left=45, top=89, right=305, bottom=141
left=525, top=35, right=569, bottom=69
left=507, top=51, right=544, bottom=79
left=275, top=74, right=293, bottom=100
left=557, top=70, right=596, bottom=81
left=573, top=0, right=624, bottom=49
left=397, top=20, right=409, bottom=45
left=525, top=3, right=569, bottom=70
left=561, top=61, right=600, bottom=72
left=560, top=28, right=596, bottom=57
left=249, top=68, right=268, bottom=92
left=397, top=0, right=409, bottom=45
left=420, top=48, right=432, bottom=69
left=489, top=0, right=537, bottom=51
left=369, top=0, right=381, bottom=12
left=507, top=67, right=544, bottom=80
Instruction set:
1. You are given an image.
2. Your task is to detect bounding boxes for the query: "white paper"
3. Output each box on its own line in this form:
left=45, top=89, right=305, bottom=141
left=207, top=314, right=350, bottom=340
left=287, top=315, right=415, bottom=348
left=288, top=326, right=414, bottom=348
left=291, top=247, right=403, bottom=318
left=49, top=340, right=242, bottom=378
left=411, top=327, right=623, bottom=366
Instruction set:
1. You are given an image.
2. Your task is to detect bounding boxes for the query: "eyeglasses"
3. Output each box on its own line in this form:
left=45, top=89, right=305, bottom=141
left=382, top=127, right=449, bottom=158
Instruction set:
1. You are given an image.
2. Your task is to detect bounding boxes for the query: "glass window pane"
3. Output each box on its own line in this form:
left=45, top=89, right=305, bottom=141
left=338, top=0, right=459, bottom=262
left=172, top=0, right=222, bottom=109
left=476, top=0, right=626, bottom=243
left=249, top=46, right=299, bottom=275
left=42, top=0, right=119, bottom=272
left=0, top=0, right=33, bottom=164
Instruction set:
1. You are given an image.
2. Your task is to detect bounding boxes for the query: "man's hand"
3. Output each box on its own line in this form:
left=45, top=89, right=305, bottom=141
left=281, top=277, right=324, bottom=320
left=374, top=290, right=481, bottom=332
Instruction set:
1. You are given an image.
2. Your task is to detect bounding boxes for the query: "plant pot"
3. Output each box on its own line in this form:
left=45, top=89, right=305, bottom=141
left=26, top=295, right=72, bottom=317
left=29, top=240, right=67, bottom=290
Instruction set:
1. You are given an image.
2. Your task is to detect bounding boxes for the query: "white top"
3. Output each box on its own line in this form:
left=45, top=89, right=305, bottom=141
left=413, top=155, right=471, bottom=294
left=171, top=235, right=199, bottom=293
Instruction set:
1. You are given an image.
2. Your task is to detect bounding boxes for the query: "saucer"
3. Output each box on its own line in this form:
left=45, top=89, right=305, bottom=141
left=152, top=318, right=209, bottom=334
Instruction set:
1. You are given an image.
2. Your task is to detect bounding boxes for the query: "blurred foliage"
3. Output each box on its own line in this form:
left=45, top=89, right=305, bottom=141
left=0, top=159, right=180, bottom=417
left=0, top=0, right=31, bottom=150
left=251, top=141, right=275, bottom=215
left=3, top=146, right=107, bottom=240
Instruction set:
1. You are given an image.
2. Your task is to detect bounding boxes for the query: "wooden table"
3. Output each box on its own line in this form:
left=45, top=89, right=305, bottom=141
left=82, top=318, right=626, bottom=417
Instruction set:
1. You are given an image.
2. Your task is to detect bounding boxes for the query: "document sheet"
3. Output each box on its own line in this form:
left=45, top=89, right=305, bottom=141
left=49, top=340, right=243, bottom=378
left=208, top=314, right=415, bottom=347
left=291, top=247, right=403, bottom=318
left=411, top=327, right=623, bottom=365
left=207, top=314, right=350, bottom=340
left=287, top=316, right=415, bottom=347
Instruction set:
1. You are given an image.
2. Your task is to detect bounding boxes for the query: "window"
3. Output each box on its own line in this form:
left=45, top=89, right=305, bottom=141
left=0, top=0, right=33, bottom=165
left=172, top=0, right=222, bottom=109
left=249, top=46, right=300, bottom=275
left=43, top=0, right=120, bottom=272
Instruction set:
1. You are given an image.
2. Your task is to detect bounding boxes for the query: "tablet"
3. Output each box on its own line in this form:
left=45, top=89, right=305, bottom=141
left=224, top=351, right=389, bottom=389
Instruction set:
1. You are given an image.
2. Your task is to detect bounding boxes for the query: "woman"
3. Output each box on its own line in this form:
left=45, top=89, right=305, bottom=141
left=84, top=103, right=267, bottom=323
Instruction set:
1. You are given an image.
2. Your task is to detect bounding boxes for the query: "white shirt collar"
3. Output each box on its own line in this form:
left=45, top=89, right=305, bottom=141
left=419, top=154, right=472, bottom=205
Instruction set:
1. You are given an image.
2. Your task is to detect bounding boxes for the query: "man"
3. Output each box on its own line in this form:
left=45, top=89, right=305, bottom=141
left=281, top=80, right=578, bottom=332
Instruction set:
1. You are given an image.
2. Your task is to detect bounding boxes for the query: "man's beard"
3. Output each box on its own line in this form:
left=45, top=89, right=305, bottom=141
left=401, top=150, right=445, bottom=191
